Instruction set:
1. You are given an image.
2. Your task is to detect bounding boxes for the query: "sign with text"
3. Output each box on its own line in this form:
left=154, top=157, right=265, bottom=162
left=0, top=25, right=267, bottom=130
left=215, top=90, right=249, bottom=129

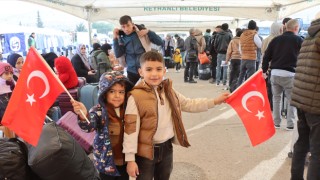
left=144, top=6, right=220, bottom=12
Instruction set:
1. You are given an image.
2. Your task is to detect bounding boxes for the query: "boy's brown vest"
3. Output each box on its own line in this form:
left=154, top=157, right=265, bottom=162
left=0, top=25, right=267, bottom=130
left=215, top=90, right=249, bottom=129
left=126, top=79, right=190, bottom=160
left=240, top=30, right=257, bottom=60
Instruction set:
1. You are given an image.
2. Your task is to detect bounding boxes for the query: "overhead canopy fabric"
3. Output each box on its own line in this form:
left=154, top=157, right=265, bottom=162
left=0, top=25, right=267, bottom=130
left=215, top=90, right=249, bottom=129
left=21, top=0, right=320, bottom=31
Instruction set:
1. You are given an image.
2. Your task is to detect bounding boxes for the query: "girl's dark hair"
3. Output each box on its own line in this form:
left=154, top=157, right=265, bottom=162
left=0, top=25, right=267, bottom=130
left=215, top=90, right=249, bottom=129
left=140, top=51, right=164, bottom=65
left=119, top=15, right=132, bottom=25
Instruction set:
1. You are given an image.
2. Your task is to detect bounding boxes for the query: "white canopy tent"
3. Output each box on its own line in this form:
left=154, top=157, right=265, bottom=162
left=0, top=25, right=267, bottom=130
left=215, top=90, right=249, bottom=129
left=20, top=0, right=320, bottom=42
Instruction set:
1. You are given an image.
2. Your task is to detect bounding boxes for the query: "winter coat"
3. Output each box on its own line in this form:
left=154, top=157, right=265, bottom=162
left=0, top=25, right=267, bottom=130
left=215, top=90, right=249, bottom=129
left=214, top=30, right=232, bottom=54
left=90, top=50, right=112, bottom=74
left=78, top=71, right=133, bottom=176
left=55, top=56, right=78, bottom=89
left=291, top=18, right=320, bottom=114
left=113, top=27, right=163, bottom=74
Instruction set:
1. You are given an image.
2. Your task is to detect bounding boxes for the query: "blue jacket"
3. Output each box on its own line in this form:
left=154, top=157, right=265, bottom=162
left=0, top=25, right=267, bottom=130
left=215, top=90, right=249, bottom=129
left=113, top=30, right=163, bottom=74
left=78, top=71, right=133, bottom=176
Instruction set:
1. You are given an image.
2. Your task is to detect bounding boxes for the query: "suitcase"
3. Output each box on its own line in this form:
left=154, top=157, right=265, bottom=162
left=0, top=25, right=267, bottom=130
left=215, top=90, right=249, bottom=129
left=56, top=111, right=95, bottom=154
left=164, top=56, right=175, bottom=68
left=57, top=77, right=87, bottom=116
left=0, top=138, right=31, bottom=180
left=57, top=88, right=78, bottom=115
left=78, top=84, right=99, bottom=111
left=27, top=122, right=99, bottom=180
left=198, top=63, right=211, bottom=80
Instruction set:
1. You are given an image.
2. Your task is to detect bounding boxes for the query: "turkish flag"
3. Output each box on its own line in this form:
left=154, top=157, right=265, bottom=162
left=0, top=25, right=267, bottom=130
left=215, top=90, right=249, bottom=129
left=2, top=47, right=65, bottom=146
left=226, top=69, right=275, bottom=146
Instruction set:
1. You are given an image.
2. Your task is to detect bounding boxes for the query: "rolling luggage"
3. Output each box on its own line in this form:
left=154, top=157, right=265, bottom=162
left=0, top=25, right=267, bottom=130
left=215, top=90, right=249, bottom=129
left=57, top=77, right=87, bottom=116
left=78, top=84, right=99, bottom=111
left=27, top=122, right=99, bottom=180
left=56, top=111, right=95, bottom=154
left=164, top=57, right=175, bottom=68
left=198, top=63, right=211, bottom=80
left=0, top=138, right=31, bottom=180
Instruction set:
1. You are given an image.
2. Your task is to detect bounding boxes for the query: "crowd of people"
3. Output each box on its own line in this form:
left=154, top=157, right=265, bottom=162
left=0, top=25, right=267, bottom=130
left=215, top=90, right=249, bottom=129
left=0, top=12, right=320, bottom=179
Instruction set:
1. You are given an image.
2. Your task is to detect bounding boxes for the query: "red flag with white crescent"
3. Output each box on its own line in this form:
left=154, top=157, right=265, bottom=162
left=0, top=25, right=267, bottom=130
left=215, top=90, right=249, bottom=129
left=225, top=69, right=275, bottom=146
left=2, top=47, right=64, bottom=146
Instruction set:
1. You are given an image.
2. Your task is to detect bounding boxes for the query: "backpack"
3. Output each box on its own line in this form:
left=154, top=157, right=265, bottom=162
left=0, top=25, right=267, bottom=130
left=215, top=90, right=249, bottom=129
left=186, top=38, right=198, bottom=62
left=0, top=138, right=31, bottom=180
left=89, top=53, right=99, bottom=70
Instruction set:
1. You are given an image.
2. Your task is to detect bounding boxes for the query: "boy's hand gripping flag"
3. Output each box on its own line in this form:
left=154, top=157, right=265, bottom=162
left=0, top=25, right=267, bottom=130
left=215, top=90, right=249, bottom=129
left=226, top=69, right=275, bottom=146
left=2, top=47, right=64, bottom=146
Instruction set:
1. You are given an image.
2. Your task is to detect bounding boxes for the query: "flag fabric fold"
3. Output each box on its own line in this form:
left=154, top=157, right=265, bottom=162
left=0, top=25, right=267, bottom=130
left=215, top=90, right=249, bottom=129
left=2, top=47, right=65, bottom=146
left=226, top=69, right=275, bottom=146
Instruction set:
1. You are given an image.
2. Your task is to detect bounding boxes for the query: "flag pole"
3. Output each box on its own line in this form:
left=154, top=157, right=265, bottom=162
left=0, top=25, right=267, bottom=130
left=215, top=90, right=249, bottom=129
left=228, top=69, right=263, bottom=97
left=31, top=47, right=90, bottom=124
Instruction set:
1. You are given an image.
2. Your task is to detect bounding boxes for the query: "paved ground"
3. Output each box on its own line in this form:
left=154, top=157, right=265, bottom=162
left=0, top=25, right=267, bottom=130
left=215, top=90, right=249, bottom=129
left=164, top=69, right=306, bottom=180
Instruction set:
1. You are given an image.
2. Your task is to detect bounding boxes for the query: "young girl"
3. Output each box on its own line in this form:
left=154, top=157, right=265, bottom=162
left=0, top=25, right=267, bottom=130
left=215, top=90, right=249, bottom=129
left=0, top=62, right=15, bottom=122
left=72, top=71, right=133, bottom=180
left=7, top=53, right=24, bottom=81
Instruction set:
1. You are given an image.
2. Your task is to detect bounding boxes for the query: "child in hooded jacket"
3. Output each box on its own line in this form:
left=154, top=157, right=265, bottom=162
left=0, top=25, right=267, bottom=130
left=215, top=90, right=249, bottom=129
left=172, top=48, right=182, bottom=72
left=72, top=71, right=133, bottom=180
left=124, top=51, right=229, bottom=179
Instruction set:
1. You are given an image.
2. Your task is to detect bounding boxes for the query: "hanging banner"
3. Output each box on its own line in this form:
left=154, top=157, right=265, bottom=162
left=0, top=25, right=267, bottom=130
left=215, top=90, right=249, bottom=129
left=4, top=33, right=26, bottom=53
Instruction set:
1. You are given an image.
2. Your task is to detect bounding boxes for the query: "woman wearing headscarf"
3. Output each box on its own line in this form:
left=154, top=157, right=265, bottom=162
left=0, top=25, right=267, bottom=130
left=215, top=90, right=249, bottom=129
left=7, top=53, right=24, bottom=81
left=71, top=44, right=97, bottom=83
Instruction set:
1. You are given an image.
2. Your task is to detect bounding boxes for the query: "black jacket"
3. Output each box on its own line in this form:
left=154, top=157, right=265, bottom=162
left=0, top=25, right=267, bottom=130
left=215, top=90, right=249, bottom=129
left=262, top=31, right=303, bottom=73
left=214, top=31, right=232, bottom=54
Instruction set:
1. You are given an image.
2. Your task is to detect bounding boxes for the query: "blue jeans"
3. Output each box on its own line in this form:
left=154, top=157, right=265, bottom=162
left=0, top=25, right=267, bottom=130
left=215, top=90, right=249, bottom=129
left=181, top=51, right=186, bottom=67
left=270, top=75, right=295, bottom=128
left=237, top=60, right=256, bottom=87
left=216, top=53, right=227, bottom=85
left=136, top=139, right=173, bottom=180
left=291, top=109, right=320, bottom=180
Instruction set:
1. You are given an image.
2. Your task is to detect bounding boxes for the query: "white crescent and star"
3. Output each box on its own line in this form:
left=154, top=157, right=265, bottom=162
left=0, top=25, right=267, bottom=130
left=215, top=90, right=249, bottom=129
left=241, top=91, right=265, bottom=120
left=26, top=70, right=50, bottom=106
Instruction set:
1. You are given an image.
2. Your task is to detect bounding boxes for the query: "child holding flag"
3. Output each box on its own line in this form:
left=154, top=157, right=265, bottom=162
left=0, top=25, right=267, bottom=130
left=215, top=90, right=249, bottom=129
left=72, top=71, right=133, bottom=179
left=123, top=51, right=229, bottom=179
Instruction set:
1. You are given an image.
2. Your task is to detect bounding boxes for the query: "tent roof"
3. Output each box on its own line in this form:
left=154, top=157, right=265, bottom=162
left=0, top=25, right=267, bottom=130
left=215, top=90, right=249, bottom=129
left=21, top=0, right=320, bottom=31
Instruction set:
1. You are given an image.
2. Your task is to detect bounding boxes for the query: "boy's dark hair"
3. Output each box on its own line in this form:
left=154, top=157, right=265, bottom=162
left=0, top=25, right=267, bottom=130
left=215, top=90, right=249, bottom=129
left=282, top=17, right=292, bottom=25
left=119, top=15, right=132, bottom=25
left=221, top=23, right=229, bottom=31
left=206, top=29, right=211, bottom=33
left=236, top=29, right=243, bottom=37
left=140, top=51, right=164, bottom=65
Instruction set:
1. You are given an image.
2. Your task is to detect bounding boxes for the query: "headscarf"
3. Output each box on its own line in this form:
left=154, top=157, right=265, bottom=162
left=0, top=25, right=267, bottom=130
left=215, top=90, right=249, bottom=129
left=76, top=44, right=91, bottom=70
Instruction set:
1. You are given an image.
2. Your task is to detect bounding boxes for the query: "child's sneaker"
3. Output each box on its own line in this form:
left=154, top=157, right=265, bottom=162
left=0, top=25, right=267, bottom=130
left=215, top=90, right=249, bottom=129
left=274, top=125, right=280, bottom=129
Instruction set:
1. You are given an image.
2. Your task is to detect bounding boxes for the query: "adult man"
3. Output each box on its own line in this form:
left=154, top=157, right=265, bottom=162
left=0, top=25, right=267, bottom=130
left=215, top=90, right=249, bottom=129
left=237, top=20, right=262, bottom=87
left=290, top=12, right=320, bottom=180
left=113, top=15, right=163, bottom=84
left=208, top=25, right=222, bottom=84
left=174, top=34, right=185, bottom=67
left=262, top=19, right=303, bottom=130
left=184, top=28, right=198, bottom=83
left=28, top=32, right=36, bottom=49
left=214, top=23, right=232, bottom=86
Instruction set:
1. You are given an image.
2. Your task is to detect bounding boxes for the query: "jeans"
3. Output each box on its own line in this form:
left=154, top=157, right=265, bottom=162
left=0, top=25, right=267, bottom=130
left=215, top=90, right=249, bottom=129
left=237, top=60, right=256, bottom=87
left=229, top=59, right=241, bottom=92
left=181, top=51, right=186, bottom=67
left=270, top=75, right=295, bottom=128
left=136, top=139, right=173, bottom=180
left=184, top=62, right=197, bottom=81
left=291, top=109, right=320, bottom=180
left=216, top=53, right=227, bottom=85
left=100, top=165, right=129, bottom=180
left=175, top=63, right=181, bottom=71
